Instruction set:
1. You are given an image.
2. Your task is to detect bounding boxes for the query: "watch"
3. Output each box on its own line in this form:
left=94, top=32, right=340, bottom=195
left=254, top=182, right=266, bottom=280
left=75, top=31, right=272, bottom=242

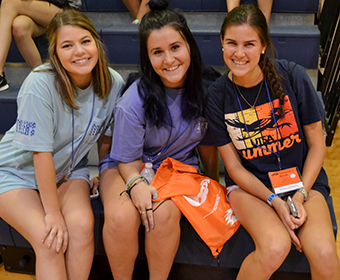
left=297, top=188, right=308, bottom=202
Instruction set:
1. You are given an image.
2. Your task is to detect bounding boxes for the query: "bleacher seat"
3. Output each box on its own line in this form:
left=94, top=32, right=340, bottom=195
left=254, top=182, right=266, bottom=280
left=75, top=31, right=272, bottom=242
left=0, top=195, right=337, bottom=277
left=0, top=85, right=19, bottom=134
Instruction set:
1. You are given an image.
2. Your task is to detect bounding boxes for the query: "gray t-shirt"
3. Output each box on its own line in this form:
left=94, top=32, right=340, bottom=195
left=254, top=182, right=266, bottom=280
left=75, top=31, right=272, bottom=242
left=0, top=64, right=124, bottom=193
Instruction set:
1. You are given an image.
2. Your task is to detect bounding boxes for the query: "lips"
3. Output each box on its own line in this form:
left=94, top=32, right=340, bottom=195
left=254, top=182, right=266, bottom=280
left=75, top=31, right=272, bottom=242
left=165, top=65, right=180, bottom=71
left=73, top=58, right=90, bottom=64
left=232, top=60, right=248, bottom=66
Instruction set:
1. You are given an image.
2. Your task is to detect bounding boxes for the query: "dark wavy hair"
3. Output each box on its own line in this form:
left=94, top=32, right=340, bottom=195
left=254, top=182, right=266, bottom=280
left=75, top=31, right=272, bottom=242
left=138, top=0, right=205, bottom=127
left=220, top=4, right=285, bottom=117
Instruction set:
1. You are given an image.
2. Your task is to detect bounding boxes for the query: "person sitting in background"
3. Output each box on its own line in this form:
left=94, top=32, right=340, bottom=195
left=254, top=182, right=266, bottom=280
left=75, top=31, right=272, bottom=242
left=0, top=0, right=81, bottom=92
left=0, top=9, right=124, bottom=279
left=122, top=0, right=150, bottom=23
left=226, top=0, right=273, bottom=23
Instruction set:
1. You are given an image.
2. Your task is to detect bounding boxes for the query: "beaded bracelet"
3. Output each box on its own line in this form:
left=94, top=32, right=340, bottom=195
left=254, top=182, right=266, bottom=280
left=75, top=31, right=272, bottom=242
left=125, top=175, right=145, bottom=191
left=120, top=176, right=148, bottom=198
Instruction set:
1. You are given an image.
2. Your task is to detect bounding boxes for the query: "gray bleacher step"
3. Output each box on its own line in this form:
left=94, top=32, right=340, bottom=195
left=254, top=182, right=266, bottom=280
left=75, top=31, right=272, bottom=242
left=84, top=11, right=315, bottom=26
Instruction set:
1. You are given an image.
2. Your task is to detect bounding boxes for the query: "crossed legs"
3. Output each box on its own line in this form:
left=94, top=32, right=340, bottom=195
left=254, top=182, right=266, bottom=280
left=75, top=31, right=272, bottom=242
left=0, top=0, right=62, bottom=74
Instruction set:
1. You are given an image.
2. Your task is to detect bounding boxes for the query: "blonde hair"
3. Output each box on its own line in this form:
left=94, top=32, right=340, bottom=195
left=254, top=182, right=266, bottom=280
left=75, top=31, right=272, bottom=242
left=46, top=9, right=112, bottom=109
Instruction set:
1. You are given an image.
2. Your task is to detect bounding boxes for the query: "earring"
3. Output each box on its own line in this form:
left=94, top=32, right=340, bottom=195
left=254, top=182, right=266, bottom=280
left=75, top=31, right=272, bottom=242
left=222, top=48, right=224, bottom=52
left=261, top=50, right=265, bottom=54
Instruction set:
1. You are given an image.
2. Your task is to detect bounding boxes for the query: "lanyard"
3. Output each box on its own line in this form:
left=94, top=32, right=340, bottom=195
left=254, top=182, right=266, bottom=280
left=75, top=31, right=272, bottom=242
left=147, top=117, right=183, bottom=163
left=232, top=74, right=282, bottom=170
left=64, top=92, right=96, bottom=179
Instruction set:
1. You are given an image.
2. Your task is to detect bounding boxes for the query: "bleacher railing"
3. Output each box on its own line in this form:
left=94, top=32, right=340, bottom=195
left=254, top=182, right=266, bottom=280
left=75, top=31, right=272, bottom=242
left=318, top=0, right=340, bottom=146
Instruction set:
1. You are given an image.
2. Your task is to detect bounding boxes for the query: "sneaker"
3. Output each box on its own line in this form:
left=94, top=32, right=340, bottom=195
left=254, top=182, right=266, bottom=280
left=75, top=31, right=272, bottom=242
left=0, top=72, right=9, bottom=92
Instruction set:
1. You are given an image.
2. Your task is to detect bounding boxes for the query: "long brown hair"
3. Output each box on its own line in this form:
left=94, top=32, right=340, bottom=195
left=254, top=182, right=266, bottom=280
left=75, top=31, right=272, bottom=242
left=46, top=9, right=112, bottom=109
left=220, top=5, right=285, bottom=117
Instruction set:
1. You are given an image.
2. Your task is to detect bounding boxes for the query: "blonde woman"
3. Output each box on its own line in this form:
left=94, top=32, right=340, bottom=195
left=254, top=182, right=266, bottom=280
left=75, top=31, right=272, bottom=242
left=0, top=9, right=124, bottom=280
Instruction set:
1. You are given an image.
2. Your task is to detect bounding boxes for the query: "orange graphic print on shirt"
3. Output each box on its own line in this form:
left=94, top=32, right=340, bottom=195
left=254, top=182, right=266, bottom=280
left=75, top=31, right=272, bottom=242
left=225, top=96, right=301, bottom=159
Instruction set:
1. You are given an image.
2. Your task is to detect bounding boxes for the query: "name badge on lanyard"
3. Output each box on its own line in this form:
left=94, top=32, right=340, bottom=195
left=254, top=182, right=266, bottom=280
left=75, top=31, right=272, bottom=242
left=268, top=167, right=304, bottom=197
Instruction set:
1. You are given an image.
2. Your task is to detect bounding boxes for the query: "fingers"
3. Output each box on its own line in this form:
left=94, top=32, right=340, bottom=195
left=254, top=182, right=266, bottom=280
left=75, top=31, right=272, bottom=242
left=41, top=226, right=68, bottom=253
left=90, top=177, right=100, bottom=194
left=139, top=207, right=154, bottom=232
left=289, top=229, right=302, bottom=252
left=149, top=185, right=158, bottom=200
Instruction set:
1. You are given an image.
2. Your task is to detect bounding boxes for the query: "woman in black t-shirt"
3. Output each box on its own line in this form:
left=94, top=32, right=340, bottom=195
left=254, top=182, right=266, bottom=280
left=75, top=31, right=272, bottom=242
left=205, top=5, right=340, bottom=280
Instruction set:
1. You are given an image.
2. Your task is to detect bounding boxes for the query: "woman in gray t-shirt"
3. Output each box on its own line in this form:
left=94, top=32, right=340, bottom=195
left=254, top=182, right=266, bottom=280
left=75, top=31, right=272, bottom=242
left=0, top=10, right=124, bottom=280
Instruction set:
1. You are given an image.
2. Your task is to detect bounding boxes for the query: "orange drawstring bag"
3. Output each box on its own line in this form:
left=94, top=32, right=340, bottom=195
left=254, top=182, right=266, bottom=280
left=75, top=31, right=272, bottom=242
left=151, top=157, right=240, bottom=257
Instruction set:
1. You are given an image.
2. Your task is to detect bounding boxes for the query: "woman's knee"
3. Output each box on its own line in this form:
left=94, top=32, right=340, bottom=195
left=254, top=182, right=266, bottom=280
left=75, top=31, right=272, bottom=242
left=153, top=201, right=181, bottom=232
left=256, top=232, right=291, bottom=272
left=308, top=240, right=340, bottom=276
left=103, top=204, right=140, bottom=238
left=66, top=211, right=95, bottom=243
left=12, top=16, right=34, bottom=41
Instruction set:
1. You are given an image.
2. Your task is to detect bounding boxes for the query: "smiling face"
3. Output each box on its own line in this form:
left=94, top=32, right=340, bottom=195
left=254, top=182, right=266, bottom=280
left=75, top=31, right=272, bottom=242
left=56, top=25, right=98, bottom=88
left=147, top=26, right=191, bottom=89
left=221, top=23, right=266, bottom=86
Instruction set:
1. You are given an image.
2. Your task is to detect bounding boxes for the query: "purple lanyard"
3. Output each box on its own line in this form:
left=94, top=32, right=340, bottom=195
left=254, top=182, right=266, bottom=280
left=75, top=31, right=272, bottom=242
left=64, top=92, right=96, bottom=179
left=147, top=117, right=183, bottom=163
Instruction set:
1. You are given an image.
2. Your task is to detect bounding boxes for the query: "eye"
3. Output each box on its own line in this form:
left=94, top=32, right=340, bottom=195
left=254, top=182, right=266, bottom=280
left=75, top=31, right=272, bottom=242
left=171, top=44, right=180, bottom=51
left=245, top=42, right=255, bottom=47
left=153, top=50, right=162, bottom=55
left=61, top=44, right=72, bottom=49
left=82, top=39, right=91, bottom=44
left=226, top=41, right=236, bottom=45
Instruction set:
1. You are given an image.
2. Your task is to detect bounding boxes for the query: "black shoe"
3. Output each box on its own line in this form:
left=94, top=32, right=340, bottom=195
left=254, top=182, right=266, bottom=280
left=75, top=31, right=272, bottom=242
left=0, top=72, right=9, bottom=92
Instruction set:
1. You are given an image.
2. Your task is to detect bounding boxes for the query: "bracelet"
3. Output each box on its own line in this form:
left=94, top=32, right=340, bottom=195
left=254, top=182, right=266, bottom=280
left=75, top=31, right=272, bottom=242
left=297, top=188, right=308, bottom=202
left=132, top=19, right=140, bottom=24
left=125, top=175, right=144, bottom=191
left=267, top=193, right=278, bottom=207
left=120, top=176, right=148, bottom=198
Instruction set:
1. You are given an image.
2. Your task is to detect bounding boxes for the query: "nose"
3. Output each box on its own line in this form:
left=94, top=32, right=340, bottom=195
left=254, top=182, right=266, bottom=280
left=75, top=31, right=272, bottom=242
left=74, top=43, right=85, bottom=56
left=163, top=51, right=175, bottom=64
left=234, top=46, right=245, bottom=58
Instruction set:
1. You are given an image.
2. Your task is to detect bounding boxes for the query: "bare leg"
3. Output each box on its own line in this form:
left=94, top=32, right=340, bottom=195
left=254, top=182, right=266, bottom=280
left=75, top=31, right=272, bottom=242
left=100, top=167, right=141, bottom=280
left=12, top=15, right=45, bottom=69
left=298, top=191, right=340, bottom=280
left=58, top=179, right=95, bottom=280
left=122, top=0, right=141, bottom=19
left=136, top=0, right=150, bottom=21
left=257, top=0, right=273, bottom=23
left=226, top=0, right=241, bottom=12
left=145, top=200, right=181, bottom=280
left=0, top=0, right=61, bottom=73
left=0, top=189, right=67, bottom=279
left=229, top=188, right=291, bottom=280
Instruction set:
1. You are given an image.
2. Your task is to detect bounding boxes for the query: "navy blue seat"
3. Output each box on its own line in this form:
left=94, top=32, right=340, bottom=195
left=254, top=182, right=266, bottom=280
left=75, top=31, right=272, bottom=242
left=0, top=85, right=19, bottom=135
left=0, top=195, right=337, bottom=276
left=100, top=23, right=320, bottom=69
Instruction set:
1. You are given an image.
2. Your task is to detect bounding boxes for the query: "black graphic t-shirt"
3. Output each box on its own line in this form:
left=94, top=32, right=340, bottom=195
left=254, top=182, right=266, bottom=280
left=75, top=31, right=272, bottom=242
left=206, top=60, right=330, bottom=198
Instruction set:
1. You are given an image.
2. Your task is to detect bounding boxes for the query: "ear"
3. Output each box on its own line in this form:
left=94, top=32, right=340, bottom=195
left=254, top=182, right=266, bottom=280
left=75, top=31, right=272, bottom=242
left=220, top=35, right=224, bottom=47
